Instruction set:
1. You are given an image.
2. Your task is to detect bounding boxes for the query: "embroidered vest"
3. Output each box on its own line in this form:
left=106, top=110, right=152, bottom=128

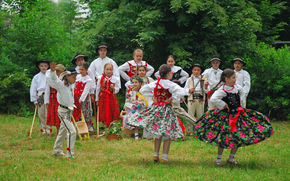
left=127, top=61, right=148, bottom=77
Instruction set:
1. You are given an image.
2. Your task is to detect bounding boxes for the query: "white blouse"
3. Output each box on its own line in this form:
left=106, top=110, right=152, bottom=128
left=118, top=60, right=154, bottom=81
left=124, top=76, right=154, bottom=89
left=95, top=75, right=121, bottom=101
left=202, top=67, right=223, bottom=89
left=154, top=66, right=189, bottom=84
left=30, top=72, right=47, bottom=104
left=209, top=84, right=246, bottom=110
left=140, top=79, right=190, bottom=104
left=75, top=74, right=94, bottom=102
left=235, top=69, right=251, bottom=95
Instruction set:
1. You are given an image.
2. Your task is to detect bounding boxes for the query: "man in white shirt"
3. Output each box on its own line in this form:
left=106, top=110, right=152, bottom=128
left=232, top=57, right=251, bottom=107
left=202, top=57, right=223, bottom=90
left=30, top=59, right=51, bottom=135
left=88, top=45, right=120, bottom=101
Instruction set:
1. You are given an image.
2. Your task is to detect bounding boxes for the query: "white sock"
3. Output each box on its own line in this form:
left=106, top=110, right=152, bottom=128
left=134, top=133, right=139, bottom=140
left=216, top=154, right=222, bottom=163
left=228, top=153, right=235, bottom=162
left=154, top=152, right=159, bottom=157
left=162, top=154, right=168, bottom=161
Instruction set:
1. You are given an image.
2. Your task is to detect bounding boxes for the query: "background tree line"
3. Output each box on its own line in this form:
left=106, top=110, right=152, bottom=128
left=0, top=0, right=289, bottom=120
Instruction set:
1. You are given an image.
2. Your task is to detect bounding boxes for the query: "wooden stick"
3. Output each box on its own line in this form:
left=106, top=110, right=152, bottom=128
left=28, top=105, right=38, bottom=139
left=72, top=116, right=82, bottom=140
left=182, top=100, right=188, bottom=109
left=96, top=103, right=99, bottom=137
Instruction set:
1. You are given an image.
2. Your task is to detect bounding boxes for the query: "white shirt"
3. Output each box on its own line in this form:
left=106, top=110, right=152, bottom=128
left=184, top=75, right=209, bottom=92
left=75, top=74, right=94, bottom=102
left=209, top=84, right=245, bottom=110
left=235, top=69, right=251, bottom=95
left=88, top=56, right=120, bottom=90
left=95, top=75, right=121, bottom=101
left=118, top=60, right=154, bottom=81
left=48, top=71, right=75, bottom=109
left=30, top=72, right=47, bottom=104
left=202, top=67, right=223, bottom=89
left=140, top=79, right=190, bottom=104
left=75, top=66, right=80, bottom=73
left=155, top=66, right=189, bottom=84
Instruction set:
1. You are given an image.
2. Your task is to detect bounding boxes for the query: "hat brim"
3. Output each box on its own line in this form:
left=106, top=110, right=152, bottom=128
left=232, top=60, right=246, bottom=66
left=72, top=55, right=88, bottom=65
left=191, top=65, right=204, bottom=72
left=36, top=60, right=50, bottom=68
left=209, top=58, right=222, bottom=63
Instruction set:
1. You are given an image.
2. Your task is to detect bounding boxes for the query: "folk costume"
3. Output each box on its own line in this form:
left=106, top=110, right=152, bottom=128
left=127, top=78, right=190, bottom=140
left=154, top=65, right=189, bottom=86
left=44, top=85, right=60, bottom=128
left=72, top=54, right=88, bottom=74
left=30, top=60, right=51, bottom=134
left=73, top=74, right=94, bottom=132
left=194, top=84, right=273, bottom=149
left=49, top=69, right=77, bottom=158
left=119, top=60, right=154, bottom=81
left=96, top=74, right=121, bottom=126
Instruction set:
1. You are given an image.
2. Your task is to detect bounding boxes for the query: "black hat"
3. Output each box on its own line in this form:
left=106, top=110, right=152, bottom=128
left=98, top=45, right=108, bottom=50
left=191, top=63, right=204, bottom=72
left=66, top=67, right=78, bottom=74
left=209, top=56, right=222, bottom=63
left=36, top=59, right=50, bottom=69
left=72, top=53, right=88, bottom=65
left=232, top=57, right=246, bottom=66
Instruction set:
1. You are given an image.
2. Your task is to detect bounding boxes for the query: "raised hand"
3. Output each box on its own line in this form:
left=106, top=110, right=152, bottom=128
left=50, top=62, right=57, bottom=71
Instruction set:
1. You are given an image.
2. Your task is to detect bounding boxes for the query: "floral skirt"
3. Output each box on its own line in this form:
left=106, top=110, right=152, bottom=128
left=123, top=108, right=143, bottom=130
left=46, top=93, right=60, bottom=126
left=193, top=107, right=273, bottom=149
left=127, top=103, right=184, bottom=139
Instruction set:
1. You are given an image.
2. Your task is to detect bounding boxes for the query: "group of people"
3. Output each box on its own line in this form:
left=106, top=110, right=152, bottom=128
left=30, top=45, right=273, bottom=166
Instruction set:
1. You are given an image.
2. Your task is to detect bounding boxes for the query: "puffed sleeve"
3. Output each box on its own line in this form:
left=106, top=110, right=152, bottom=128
left=243, top=70, right=251, bottom=95
left=168, top=81, right=190, bottom=103
left=179, top=69, right=189, bottom=84
left=118, top=62, right=130, bottom=81
left=146, top=63, right=154, bottom=77
left=79, top=78, right=93, bottom=102
left=209, top=88, right=227, bottom=110
left=154, top=71, right=160, bottom=79
left=30, top=75, right=38, bottom=104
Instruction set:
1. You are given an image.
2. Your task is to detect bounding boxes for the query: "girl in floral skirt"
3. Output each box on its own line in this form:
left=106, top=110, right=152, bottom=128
left=127, top=64, right=194, bottom=163
left=123, top=76, right=146, bottom=141
left=194, top=69, right=273, bottom=166
left=73, top=62, right=94, bottom=132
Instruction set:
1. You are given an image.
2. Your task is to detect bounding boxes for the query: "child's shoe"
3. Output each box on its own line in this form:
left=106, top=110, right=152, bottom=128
left=153, top=156, right=159, bottom=163
left=227, top=160, right=241, bottom=166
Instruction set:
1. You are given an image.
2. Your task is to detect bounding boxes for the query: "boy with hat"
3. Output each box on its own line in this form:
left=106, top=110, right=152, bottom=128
left=185, top=64, right=209, bottom=133
left=72, top=53, right=88, bottom=73
left=48, top=63, right=78, bottom=158
left=30, top=59, right=51, bottom=135
left=232, top=57, right=250, bottom=107
left=202, top=56, right=223, bottom=90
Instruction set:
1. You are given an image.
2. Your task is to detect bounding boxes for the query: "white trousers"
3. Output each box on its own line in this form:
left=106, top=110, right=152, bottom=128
left=53, top=106, right=76, bottom=157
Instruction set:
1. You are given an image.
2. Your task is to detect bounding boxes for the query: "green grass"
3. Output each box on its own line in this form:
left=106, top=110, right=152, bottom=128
left=0, top=114, right=289, bottom=180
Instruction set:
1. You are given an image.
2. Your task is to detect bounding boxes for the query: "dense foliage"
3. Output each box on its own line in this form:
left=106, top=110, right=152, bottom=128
left=0, top=0, right=289, bottom=120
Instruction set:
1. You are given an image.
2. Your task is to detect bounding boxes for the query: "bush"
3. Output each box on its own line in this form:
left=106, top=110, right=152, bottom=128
left=246, top=43, right=290, bottom=120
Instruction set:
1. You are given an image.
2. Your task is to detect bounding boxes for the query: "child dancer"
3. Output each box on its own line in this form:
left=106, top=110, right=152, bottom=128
left=49, top=63, right=78, bottom=158
left=127, top=64, right=194, bottom=163
left=30, top=59, right=51, bottom=135
left=194, top=69, right=273, bottom=166
left=185, top=64, right=209, bottom=133
left=232, top=57, right=250, bottom=107
left=154, top=55, right=189, bottom=85
left=72, top=53, right=88, bottom=73
left=123, top=76, right=146, bottom=141
left=119, top=49, right=154, bottom=81
left=125, top=65, right=154, bottom=89
left=73, top=62, right=94, bottom=132
left=96, top=63, right=121, bottom=127
left=202, top=56, right=223, bottom=90
left=45, top=64, right=65, bottom=135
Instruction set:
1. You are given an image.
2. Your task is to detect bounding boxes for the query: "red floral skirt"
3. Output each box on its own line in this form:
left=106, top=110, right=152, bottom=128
left=97, top=91, right=120, bottom=126
left=46, top=89, right=61, bottom=126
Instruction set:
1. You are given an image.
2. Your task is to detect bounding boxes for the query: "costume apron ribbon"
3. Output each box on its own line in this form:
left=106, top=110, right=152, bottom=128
left=229, top=107, right=246, bottom=132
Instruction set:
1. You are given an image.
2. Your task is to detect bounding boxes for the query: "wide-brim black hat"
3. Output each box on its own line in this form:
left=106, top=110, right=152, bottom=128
left=209, top=56, right=222, bottom=63
left=72, top=54, right=88, bottom=65
left=191, top=63, right=204, bottom=72
left=232, top=57, right=246, bottom=66
left=36, top=59, right=50, bottom=69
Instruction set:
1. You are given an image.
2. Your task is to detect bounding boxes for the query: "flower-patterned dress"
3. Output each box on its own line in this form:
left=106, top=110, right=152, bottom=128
left=72, top=74, right=94, bottom=131
left=127, top=78, right=190, bottom=139
left=46, top=87, right=61, bottom=127
left=96, top=74, right=121, bottom=126
left=194, top=84, right=273, bottom=149
left=123, top=89, right=146, bottom=130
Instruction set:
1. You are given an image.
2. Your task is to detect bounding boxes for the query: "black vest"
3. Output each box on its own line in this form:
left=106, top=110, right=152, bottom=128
left=222, top=92, right=240, bottom=113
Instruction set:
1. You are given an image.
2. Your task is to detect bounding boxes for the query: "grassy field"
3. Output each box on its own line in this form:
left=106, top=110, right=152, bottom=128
left=0, top=114, right=289, bottom=181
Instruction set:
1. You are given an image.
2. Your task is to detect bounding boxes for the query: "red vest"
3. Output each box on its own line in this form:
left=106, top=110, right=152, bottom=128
left=127, top=61, right=148, bottom=77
